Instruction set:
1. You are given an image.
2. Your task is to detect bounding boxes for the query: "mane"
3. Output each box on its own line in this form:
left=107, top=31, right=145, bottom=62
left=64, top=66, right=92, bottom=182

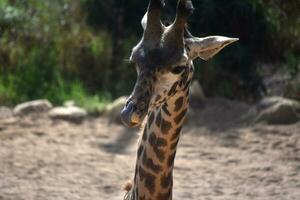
left=122, top=180, right=133, bottom=200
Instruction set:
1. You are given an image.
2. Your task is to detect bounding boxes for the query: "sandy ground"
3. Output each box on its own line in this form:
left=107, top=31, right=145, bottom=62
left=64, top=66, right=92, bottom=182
left=0, top=101, right=299, bottom=200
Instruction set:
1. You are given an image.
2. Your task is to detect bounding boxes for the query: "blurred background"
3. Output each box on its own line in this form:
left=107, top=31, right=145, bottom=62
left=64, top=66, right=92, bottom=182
left=0, top=0, right=299, bottom=109
left=0, top=1, right=300, bottom=200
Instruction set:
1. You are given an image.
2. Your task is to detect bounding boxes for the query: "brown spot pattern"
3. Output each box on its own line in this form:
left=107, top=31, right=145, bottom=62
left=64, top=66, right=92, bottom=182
left=162, top=103, right=171, bottom=116
left=160, top=172, right=172, bottom=189
left=156, top=137, right=167, bottom=147
left=144, top=173, right=156, bottom=194
left=167, top=152, right=176, bottom=167
left=153, top=146, right=165, bottom=162
left=155, top=110, right=162, bottom=127
left=174, top=96, right=184, bottom=112
left=142, top=151, right=147, bottom=164
left=139, top=195, right=145, bottom=200
left=180, top=71, right=189, bottom=87
left=147, top=132, right=166, bottom=161
left=168, top=82, right=178, bottom=96
left=155, top=95, right=162, bottom=101
left=157, top=188, right=171, bottom=200
left=183, top=80, right=191, bottom=90
left=174, top=109, right=187, bottom=124
left=170, top=139, right=179, bottom=151
left=185, top=88, right=190, bottom=96
left=161, top=119, right=172, bottom=134
left=142, top=151, right=162, bottom=173
left=148, top=132, right=156, bottom=147
left=146, top=158, right=162, bottom=173
left=171, top=127, right=182, bottom=141
left=148, top=132, right=167, bottom=148
left=139, top=166, right=145, bottom=181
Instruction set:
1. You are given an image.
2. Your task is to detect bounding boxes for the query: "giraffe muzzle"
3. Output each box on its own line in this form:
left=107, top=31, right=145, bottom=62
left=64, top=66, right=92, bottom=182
left=120, top=101, right=141, bottom=127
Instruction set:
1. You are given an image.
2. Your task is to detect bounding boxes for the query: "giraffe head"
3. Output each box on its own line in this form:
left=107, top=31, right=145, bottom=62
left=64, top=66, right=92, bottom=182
left=121, top=0, right=238, bottom=127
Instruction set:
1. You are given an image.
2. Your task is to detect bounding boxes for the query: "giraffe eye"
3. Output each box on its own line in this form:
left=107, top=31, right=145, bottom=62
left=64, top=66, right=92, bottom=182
left=171, top=66, right=186, bottom=74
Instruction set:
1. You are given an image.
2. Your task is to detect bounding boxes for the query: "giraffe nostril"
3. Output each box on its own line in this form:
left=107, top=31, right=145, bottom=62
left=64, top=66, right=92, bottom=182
left=125, top=99, right=132, bottom=107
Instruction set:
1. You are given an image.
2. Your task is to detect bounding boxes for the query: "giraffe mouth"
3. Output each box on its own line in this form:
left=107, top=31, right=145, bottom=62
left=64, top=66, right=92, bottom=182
left=120, top=101, right=144, bottom=128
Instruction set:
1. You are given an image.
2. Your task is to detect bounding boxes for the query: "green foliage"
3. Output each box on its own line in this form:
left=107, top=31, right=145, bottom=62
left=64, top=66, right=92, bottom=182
left=284, top=52, right=299, bottom=77
left=0, top=0, right=112, bottom=107
left=58, top=82, right=111, bottom=113
left=0, top=0, right=299, bottom=105
left=182, top=0, right=299, bottom=101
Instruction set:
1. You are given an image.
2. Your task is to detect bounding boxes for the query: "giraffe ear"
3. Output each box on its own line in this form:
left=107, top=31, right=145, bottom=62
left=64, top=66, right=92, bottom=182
left=185, top=36, right=239, bottom=61
left=141, top=12, right=147, bottom=30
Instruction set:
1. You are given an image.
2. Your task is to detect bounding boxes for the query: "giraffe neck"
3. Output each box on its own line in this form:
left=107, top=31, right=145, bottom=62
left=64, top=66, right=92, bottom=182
left=130, top=89, right=190, bottom=200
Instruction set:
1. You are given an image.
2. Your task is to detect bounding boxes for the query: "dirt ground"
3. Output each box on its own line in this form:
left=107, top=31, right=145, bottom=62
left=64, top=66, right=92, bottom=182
left=0, top=100, right=299, bottom=200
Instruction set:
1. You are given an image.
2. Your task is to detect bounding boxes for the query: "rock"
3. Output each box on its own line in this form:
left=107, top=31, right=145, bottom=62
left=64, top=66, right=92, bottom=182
left=254, top=97, right=300, bottom=124
left=102, top=96, right=127, bottom=124
left=190, top=81, right=206, bottom=101
left=187, top=97, right=250, bottom=128
left=63, top=100, right=76, bottom=107
left=13, top=100, right=53, bottom=116
left=0, top=107, right=13, bottom=119
left=49, top=106, right=87, bottom=122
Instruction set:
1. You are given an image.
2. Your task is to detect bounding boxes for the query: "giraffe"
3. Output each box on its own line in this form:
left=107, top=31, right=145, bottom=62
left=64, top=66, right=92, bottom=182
left=120, top=0, right=238, bottom=199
